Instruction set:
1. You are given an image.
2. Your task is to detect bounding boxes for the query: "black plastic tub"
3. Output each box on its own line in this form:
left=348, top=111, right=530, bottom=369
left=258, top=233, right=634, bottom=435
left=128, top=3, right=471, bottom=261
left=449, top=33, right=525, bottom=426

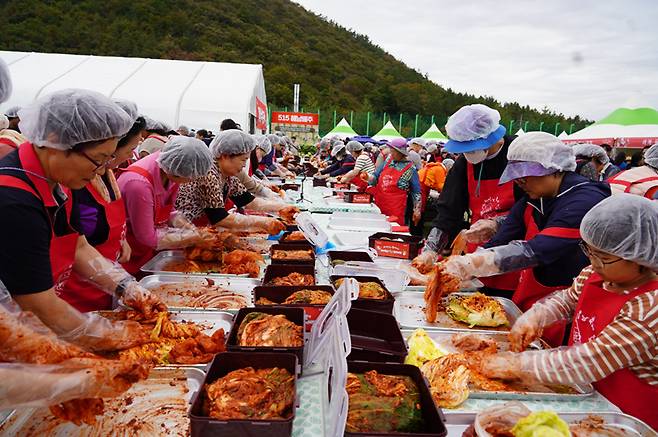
left=330, top=274, right=394, bottom=314
left=189, top=351, right=298, bottom=437
left=327, top=250, right=374, bottom=267
left=254, top=285, right=335, bottom=325
left=227, top=307, right=305, bottom=370
left=264, top=264, right=316, bottom=286
left=270, top=243, right=315, bottom=265
left=347, top=308, right=406, bottom=363
left=369, top=232, right=423, bottom=260
left=345, top=361, right=447, bottom=437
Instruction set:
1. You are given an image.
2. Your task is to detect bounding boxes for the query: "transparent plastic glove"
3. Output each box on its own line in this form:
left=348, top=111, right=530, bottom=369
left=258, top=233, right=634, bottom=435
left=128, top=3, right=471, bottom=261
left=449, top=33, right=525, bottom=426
left=411, top=250, right=438, bottom=273
left=477, top=351, right=524, bottom=380
left=168, top=210, right=195, bottom=229
left=509, top=298, right=565, bottom=352
left=423, top=227, right=450, bottom=253
left=58, top=311, right=151, bottom=352
left=278, top=205, right=300, bottom=221
left=155, top=227, right=203, bottom=250
left=81, top=257, right=166, bottom=317
left=0, top=358, right=151, bottom=410
left=401, top=264, right=429, bottom=286
left=464, top=218, right=499, bottom=244
left=217, top=213, right=286, bottom=235
left=442, top=250, right=499, bottom=281
left=247, top=197, right=290, bottom=213
left=492, top=240, right=539, bottom=273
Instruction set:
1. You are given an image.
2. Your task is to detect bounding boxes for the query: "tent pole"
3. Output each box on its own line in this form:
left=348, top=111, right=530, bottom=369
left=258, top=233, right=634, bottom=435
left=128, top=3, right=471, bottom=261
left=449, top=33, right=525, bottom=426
left=414, top=114, right=418, bottom=137
left=399, top=114, right=403, bottom=136
left=431, top=115, right=435, bottom=125
left=383, top=112, right=387, bottom=128
left=366, top=112, right=370, bottom=136
left=569, top=123, right=575, bottom=134
left=333, top=110, right=337, bottom=127
left=350, top=111, right=353, bottom=127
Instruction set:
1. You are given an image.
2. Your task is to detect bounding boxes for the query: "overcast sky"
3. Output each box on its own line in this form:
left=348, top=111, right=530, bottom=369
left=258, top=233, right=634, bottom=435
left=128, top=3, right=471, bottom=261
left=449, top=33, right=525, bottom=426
left=292, top=0, right=658, bottom=120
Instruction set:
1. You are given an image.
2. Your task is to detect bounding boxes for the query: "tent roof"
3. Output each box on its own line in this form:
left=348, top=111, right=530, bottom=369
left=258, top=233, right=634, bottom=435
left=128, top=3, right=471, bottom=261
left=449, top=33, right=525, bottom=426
left=558, top=131, right=569, bottom=139
left=323, top=118, right=358, bottom=138
left=420, top=123, right=447, bottom=140
left=515, top=128, right=525, bottom=135
left=0, top=51, right=267, bottom=131
left=565, top=108, right=658, bottom=147
left=372, top=121, right=403, bottom=141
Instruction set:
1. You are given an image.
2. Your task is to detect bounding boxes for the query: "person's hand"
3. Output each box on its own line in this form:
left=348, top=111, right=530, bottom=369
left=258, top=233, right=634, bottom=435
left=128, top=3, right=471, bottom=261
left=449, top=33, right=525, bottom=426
left=411, top=250, right=438, bottom=271
left=412, top=210, right=421, bottom=225
left=359, top=171, right=369, bottom=182
left=509, top=305, right=550, bottom=352
left=278, top=205, right=300, bottom=221
left=117, top=240, right=131, bottom=264
left=122, top=283, right=167, bottom=319
left=464, top=219, right=498, bottom=244
left=478, top=352, right=523, bottom=380
left=263, top=218, right=286, bottom=235
left=442, top=250, right=499, bottom=281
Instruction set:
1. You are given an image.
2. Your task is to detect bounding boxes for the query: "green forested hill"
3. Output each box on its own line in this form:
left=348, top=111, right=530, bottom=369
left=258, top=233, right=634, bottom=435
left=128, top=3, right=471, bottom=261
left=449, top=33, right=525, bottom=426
left=0, top=0, right=589, bottom=132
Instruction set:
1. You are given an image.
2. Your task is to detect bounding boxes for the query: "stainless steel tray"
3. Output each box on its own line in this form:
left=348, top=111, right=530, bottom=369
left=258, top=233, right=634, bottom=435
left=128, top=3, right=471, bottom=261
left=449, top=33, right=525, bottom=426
left=0, top=367, right=204, bottom=436
left=140, top=250, right=264, bottom=278
left=139, top=274, right=256, bottom=312
left=394, top=292, right=523, bottom=333
left=444, top=412, right=656, bottom=437
left=401, top=330, right=594, bottom=401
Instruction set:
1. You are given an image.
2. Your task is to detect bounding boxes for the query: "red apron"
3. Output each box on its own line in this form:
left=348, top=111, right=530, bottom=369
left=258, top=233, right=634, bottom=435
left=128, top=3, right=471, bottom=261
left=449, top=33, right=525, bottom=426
left=351, top=171, right=369, bottom=192
left=512, top=205, right=582, bottom=346
left=466, top=162, right=519, bottom=291
left=568, top=274, right=658, bottom=429
left=0, top=143, right=78, bottom=285
left=58, top=173, right=127, bottom=312
left=368, top=159, right=414, bottom=223
left=121, top=165, right=175, bottom=275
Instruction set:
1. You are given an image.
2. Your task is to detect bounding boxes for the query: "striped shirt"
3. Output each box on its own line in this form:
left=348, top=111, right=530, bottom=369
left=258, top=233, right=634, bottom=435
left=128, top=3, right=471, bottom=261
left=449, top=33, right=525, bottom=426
left=527, top=266, right=658, bottom=385
left=354, top=153, right=376, bottom=175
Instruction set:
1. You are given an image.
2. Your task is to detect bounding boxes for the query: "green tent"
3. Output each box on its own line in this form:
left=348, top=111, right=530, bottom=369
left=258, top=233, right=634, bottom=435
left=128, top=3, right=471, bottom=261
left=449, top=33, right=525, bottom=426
left=323, top=118, right=358, bottom=139
left=373, top=121, right=404, bottom=141
left=420, top=123, right=448, bottom=140
left=566, top=107, right=658, bottom=148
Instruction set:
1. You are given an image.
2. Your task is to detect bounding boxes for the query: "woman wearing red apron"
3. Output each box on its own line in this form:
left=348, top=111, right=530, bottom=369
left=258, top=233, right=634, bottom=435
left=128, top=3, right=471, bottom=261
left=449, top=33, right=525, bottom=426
left=367, top=138, right=421, bottom=225
left=59, top=113, right=146, bottom=312
left=117, top=136, right=214, bottom=276
left=0, top=89, right=159, bottom=351
left=337, top=141, right=376, bottom=191
left=478, top=195, right=658, bottom=429
left=439, top=132, right=610, bottom=346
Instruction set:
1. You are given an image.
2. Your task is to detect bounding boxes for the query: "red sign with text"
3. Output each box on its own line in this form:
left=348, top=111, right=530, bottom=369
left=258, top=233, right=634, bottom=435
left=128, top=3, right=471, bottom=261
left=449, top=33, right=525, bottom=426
left=255, top=98, right=267, bottom=130
left=271, top=111, right=319, bottom=126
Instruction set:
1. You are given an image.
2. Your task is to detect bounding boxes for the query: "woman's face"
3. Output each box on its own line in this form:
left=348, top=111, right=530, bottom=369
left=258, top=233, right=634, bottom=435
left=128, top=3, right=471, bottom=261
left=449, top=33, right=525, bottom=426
left=217, top=153, right=250, bottom=176
left=582, top=242, right=643, bottom=285
left=514, top=174, right=560, bottom=199
left=108, top=133, right=141, bottom=169
left=45, top=138, right=118, bottom=189
left=390, top=149, right=405, bottom=162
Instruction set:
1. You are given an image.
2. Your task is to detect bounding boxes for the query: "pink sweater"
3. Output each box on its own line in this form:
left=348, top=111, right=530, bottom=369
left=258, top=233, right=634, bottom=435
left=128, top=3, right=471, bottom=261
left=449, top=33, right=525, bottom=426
left=117, top=152, right=179, bottom=249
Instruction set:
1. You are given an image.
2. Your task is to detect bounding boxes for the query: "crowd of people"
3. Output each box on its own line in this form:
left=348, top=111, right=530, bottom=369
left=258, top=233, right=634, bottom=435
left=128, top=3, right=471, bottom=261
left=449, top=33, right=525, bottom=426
left=1, top=53, right=658, bottom=428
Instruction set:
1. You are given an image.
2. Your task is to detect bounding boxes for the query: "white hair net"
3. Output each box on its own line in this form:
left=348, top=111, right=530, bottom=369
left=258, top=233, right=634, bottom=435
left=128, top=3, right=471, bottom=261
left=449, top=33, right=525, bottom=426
left=0, top=115, right=8, bottom=130
left=144, top=117, right=171, bottom=132
left=644, top=143, right=658, bottom=168
left=581, top=194, right=658, bottom=269
left=443, top=158, right=455, bottom=170
left=409, top=137, right=426, bottom=147
left=427, top=144, right=438, bottom=154
left=254, top=134, right=272, bottom=155
left=157, top=136, right=212, bottom=178
left=18, top=89, right=133, bottom=150
left=210, top=129, right=256, bottom=157
left=0, top=58, right=11, bottom=104
left=319, top=138, right=331, bottom=149
left=572, top=143, right=609, bottom=163
left=446, top=104, right=501, bottom=142
left=331, top=142, right=346, bottom=157
left=113, top=99, right=139, bottom=121
left=4, top=106, right=20, bottom=118
left=346, top=140, right=363, bottom=152
left=507, top=132, right=576, bottom=172
left=331, top=138, right=344, bottom=146
left=266, top=133, right=281, bottom=146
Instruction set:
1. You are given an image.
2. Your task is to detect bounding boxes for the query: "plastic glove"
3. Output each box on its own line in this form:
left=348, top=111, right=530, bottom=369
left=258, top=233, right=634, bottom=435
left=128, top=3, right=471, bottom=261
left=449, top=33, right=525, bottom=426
left=247, top=197, right=291, bottom=214
left=509, top=294, right=568, bottom=352
left=0, top=358, right=151, bottom=410
left=117, top=239, right=131, bottom=264
left=58, top=312, right=151, bottom=352
left=168, top=210, right=195, bottom=229
left=278, top=205, right=300, bottom=221
left=217, top=213, right=286, bottom=235
left=411, top=250, right=438, bottom=273
left=81, top=256, right=167, bottom=318
left=442, top=250, right=499, bottom=281
left=464, top=218, right=499, bottom=244
left=477, top=351, right=524, bottom=380
left=155, top=227, right=203, bottom=250
left=423, top=227, right=450, bottom=253
left=121, top=282, right=168, bottom=319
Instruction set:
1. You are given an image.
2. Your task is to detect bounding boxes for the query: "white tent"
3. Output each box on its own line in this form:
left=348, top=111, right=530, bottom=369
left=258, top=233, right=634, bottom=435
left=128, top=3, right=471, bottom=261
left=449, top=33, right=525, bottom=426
left=372, top=121, right=404, bottom=141
left=515, top=128, right=525, bottom=135
left=558, top=131, right=569, bottom=139
left=0, top=51, right=268, bottom=133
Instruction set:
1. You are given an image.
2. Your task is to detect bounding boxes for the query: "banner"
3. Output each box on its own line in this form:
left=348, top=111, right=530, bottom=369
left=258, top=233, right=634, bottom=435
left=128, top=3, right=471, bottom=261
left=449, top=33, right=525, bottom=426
left=271, top=111, right=319, bottom=126
left=255, top=97, right=267, bottom=130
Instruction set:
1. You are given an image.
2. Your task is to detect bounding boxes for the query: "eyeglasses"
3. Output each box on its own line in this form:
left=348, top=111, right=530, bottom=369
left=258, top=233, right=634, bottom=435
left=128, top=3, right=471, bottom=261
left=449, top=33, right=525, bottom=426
left=76, top=151, right=115, bottom=172
left=579, top=241, right=624, bottom=266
